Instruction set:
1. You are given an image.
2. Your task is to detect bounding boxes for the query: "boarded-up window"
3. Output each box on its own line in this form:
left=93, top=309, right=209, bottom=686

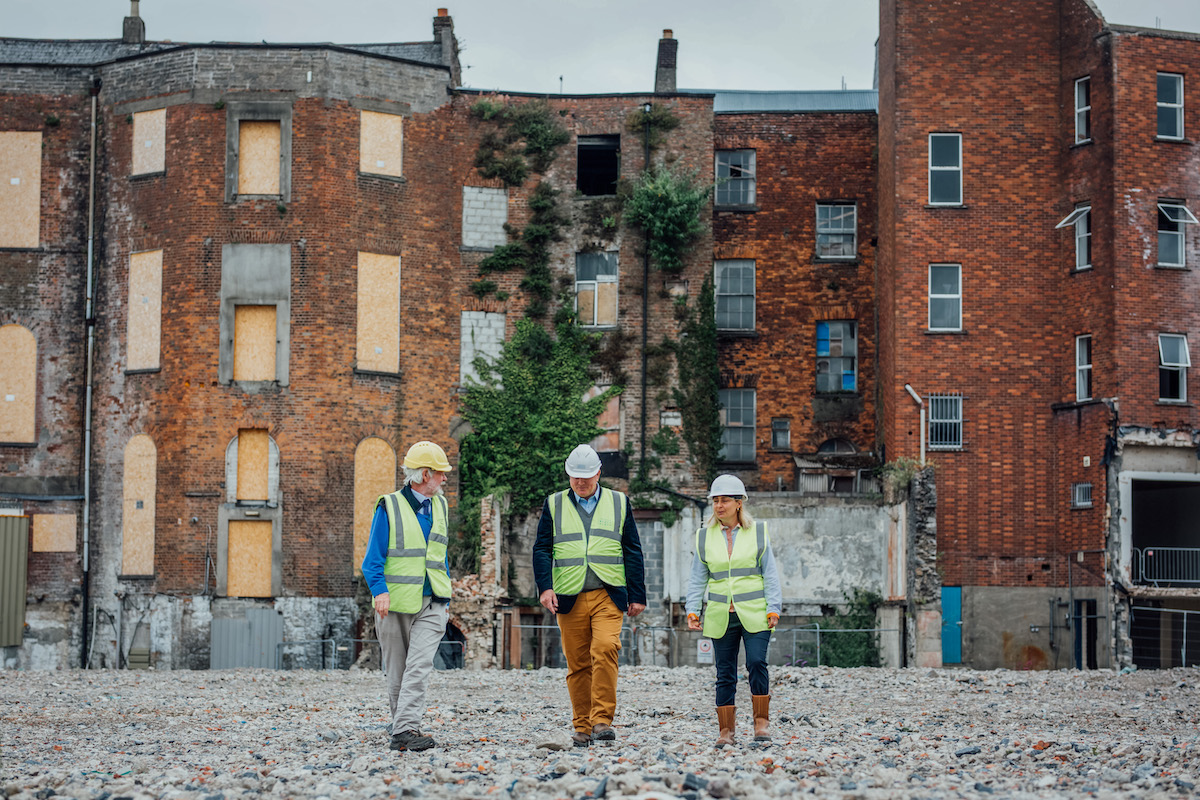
left=122, top=434, right=156, bottom=574
left=131, top=108, right=165, bottom=175
left=127, top=250, right=162, bottom=371
left=237, top=429, right=269, bottom=502
left=576, top=252, right=618, bottom=327
left=585, top=386, right=621, bottom=452
left=356, top=252, right=400, bottom=373
left=238, top=120, right=281, bottom=195
left=227, top=520, right=273, bottom=597
left=32, top=514, right=76, bottom=552
left=233, top=305, right=277, bottom=381
left=360, top=110, right=403, bottom=178
left=0, top=132, right=41, bottom=248
left=0, top=324, right=36, bottom=443
left=354, top=438, right=396, bottom=573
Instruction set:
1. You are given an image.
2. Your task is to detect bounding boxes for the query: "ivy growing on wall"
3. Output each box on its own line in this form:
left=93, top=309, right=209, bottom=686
left=673, top=276, right=723, bottom=486
left=625, top=167, right=711, bottom=275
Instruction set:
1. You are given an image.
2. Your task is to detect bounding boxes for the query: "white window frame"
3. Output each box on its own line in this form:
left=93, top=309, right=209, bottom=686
left=1157, top=72, right=1184, bottom=140
left=927, top=392, right=964, bottom=451
left=928, top=263, right=962, bottom=332
left=1158, top=333, right=1191, bottom=402
left=718, top=388, right=756, bottom=463
left=816, top=202, right=857, bottom=259
left=574, top=252, right=618, bottom=328
left=1056, top=205, right=1092, bottom=270
left=1071, top=482, right=1093, bottom=509
left=714, top=259, right=756, bottom=332
left=928, top=133, right=962, bottom=206
left=1157, top=202, right=1198, bottom=267
left=1075, top=76, right=1092, bottom=144
left=816, top=320, right=858, bottom=393
left=1076, top=334, right=1093, bottom=402
left=715, top=150, right=756, bottom=206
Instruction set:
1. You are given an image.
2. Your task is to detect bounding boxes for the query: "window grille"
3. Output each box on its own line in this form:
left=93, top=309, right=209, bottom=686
left=928, top=392, right=964, bottom=450
left=1071, top=482, right=1093, bottom=508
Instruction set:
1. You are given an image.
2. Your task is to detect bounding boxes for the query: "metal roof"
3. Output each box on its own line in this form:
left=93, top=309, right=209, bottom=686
left=699, top=89, right=878, bottom=114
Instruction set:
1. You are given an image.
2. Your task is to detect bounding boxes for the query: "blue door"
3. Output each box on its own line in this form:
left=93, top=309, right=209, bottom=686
left=941, top=586, right=962, bottom=664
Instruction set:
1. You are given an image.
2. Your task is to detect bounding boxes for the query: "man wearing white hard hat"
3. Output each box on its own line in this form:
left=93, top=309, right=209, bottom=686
left=686, top=474, right=782, bottom=747
left=533, top=444, right=646, bottom=747
left=362, top=441, right=454, bottom=752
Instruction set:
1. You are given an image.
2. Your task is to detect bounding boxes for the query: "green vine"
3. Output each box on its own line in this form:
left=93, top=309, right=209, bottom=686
left=626, top=102, right=682, bottom=151
left=673, top=276, right=723, bottom=485
left=624, top=167, right=711, bottom=275
left=821, top=589, right=883, bottom=668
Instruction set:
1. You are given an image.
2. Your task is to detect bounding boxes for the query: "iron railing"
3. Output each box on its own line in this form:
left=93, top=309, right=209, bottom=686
left=273, top=637, right=464, bottom=671
left=1133, top=547, right=1200, bottom=586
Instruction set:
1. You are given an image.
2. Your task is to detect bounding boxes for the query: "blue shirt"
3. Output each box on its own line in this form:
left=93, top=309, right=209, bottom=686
left=685, top=524, right=782, bottom=616
left=577, top=490, right=600, bottom=514
left=361, top=487, right=447, bottom=599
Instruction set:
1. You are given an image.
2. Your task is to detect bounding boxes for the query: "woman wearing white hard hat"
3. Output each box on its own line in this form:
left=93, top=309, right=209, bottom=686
left=686, top=474, right=781, bottom=747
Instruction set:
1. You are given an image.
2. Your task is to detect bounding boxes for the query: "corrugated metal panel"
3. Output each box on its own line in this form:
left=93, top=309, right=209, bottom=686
left=210, top=607, right=283, bottom=669
left=0, top=516, right=29, bottom=647
left=711, top=90, right=879, bottom=114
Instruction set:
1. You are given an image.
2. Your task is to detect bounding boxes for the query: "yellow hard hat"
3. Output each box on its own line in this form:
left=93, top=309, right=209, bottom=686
left=403, top=441, right=452, bottom=472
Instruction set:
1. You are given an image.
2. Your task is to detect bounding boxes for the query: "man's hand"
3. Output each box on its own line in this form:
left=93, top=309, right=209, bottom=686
left=373, top=593, right=390, bottom=616
left=767, top=612, right=779, bottom=629
left=687, top=613, right=702, bottom=631
left=539, top=589, right=558, bottom=614
left=627, top=602, right=646, bottom=618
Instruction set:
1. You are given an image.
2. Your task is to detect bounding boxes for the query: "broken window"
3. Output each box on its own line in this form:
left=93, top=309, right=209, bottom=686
left=576, top=252, right=618, bottom=327
left=0, top=324, right=36, bottom=444
left=354, top=437, right=396, bottom=574
left=928, top=392, right=964, bottom=450
left=1157, top=202, right=1197, bottom=267
left=121, top=434, right=156, bottom=575
left=715, top=259, right=755, bottom=331
left=928, top=133, right=962, bottom=205
left=1076, top=335, right=1093, bottom=402
left=0, top=131, right=41, bottom=248
left=816, top=203, right=857, bottom=259
left=928, top=264, right=962, bottom=331
left=356, top=252, right=400, bottom=374
left=715, top=150, right=755, bottom=206
left=131, top=108, right=165, bottom=175
left=127, top=249, right=162, bottom=371
left=1075, top=76, right=1091, bottom=144
left=584, top=386, right=621, bottom=452
left=718, top=388, right=756, bottom=463
left=1157, top=72, right=1184, bottom=140
left=770, top=418, right=791, bottom=451
left=577, top=135, right=620, bottom=196
left=1158, top=333, right=1190, bottom=402
left=359, top=110, right=403, bottom=178
left=1056, top=205, right=1091, bottom=270
left=816, top=321, right=857, bottom=393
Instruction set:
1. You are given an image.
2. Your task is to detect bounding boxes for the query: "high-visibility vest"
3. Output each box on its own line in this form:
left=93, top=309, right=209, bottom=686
left=548, top=487, right=628, bottom=595
left=377, top=490, right=452, bottom=613
left=696, top=520, right=769, bottom=639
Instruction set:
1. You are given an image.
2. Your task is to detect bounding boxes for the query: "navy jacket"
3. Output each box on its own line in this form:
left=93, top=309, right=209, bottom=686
left=533, top=488, right=647, bottom=615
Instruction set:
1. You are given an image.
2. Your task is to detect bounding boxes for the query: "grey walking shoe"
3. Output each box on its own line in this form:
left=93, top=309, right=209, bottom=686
left=390, top=730, right=436, bottom=751
left=591, top=723, right=616, bottom=741
left=572, top=731, right=592, bottom=747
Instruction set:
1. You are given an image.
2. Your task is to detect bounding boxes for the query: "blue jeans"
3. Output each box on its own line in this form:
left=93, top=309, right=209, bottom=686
left=712, top=612, right=770, bottom=707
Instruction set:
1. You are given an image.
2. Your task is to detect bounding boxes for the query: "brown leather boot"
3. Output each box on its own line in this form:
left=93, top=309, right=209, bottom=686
left=715, top=705, right=736, bottom=747
left=752, top=694, right=771, bottom=741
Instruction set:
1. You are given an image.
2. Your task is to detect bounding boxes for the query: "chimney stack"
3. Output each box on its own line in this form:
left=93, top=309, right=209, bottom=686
left=122, top=0, right=145, bottom=44
left=433, top=8, right=462, bottom=88
left=654, top=29, right=677, bottom=94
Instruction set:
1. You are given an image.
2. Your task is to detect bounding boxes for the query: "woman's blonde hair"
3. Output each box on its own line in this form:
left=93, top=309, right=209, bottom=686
left=704, top=498, right=754, bottom=531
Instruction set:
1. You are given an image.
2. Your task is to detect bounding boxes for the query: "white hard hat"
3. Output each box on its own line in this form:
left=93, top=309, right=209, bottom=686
left=565, top=444, right=602, bottom=478
left=707, top=474, right=747, bottom=499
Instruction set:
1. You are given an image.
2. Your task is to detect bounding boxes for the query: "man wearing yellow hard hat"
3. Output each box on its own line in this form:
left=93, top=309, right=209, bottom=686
left=362, top=440, right=454, bottom=752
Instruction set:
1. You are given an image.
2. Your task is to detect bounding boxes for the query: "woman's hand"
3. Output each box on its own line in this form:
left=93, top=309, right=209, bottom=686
left=687, top=613, right=702, bottom=631
left=767, top=612, right=779, bottom=629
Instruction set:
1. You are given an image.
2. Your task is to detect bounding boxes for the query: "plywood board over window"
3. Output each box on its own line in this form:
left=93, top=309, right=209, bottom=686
left=0, top=324, right=36, bottom=443
left=354, top=438, right=396, bottom=573
left=227, top=520, right=273, bottom=597
left=127, top=250, right=162, bottom=371
left=238, top=120, right=281, bottom=195
left=0, top=132, right=41, bottom=248
left=360, top=111, right=403, bottom=178
left=122, top=434, right=156, bottom=574
left=32, top=514, right=76, bottom=553
left=233, top=305, right=277, bottom=381
left=237, top=429, right=269, bottom=502
left=356, top=252, right=400, bottom=373
left=131, top=108, right=165, bottom=175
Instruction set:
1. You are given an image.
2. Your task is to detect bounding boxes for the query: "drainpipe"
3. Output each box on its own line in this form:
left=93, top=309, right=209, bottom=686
left=80, top=74, right=101, bottom=668
left=903, top=383, right=925, bottom=466
left=639, top=101, right=652, bottom=479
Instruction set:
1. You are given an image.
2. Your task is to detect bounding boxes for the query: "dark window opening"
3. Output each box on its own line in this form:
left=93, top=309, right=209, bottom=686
left=578, top=135, right=620, bottom=196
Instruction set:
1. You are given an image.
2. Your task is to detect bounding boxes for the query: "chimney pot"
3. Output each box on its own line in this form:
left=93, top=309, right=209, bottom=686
left=663, top=29, right=673, bottom=39
left=437, top=7, right=448, bottom=16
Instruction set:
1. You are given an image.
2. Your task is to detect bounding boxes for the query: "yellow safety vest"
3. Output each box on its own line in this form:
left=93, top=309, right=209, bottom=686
left=696, top=520, right=769, bottom=639
left=377, top=491, right=452, bottom=613
left=548, top=487, right=627, bottom=595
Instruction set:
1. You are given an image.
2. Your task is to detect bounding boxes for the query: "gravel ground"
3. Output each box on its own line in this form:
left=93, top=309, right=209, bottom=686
left=2, top=665, right=1198, bottom=800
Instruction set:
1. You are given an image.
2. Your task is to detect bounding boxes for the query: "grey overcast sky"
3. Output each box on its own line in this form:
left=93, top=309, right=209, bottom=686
left=7, top=1, right=1200, bottom=95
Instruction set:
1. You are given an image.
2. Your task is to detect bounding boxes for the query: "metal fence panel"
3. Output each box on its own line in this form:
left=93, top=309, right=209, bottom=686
left=211, top=607, right=284, bottom=669
left=0, top=516, right=29, bottom=647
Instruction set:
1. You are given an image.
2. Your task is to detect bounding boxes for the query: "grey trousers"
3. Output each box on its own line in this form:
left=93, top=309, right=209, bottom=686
left=377, top=596, right=448, bottom=734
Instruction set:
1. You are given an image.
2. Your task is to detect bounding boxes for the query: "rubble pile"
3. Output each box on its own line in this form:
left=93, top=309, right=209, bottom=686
left=2, top=665, right=1196, bottom=799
